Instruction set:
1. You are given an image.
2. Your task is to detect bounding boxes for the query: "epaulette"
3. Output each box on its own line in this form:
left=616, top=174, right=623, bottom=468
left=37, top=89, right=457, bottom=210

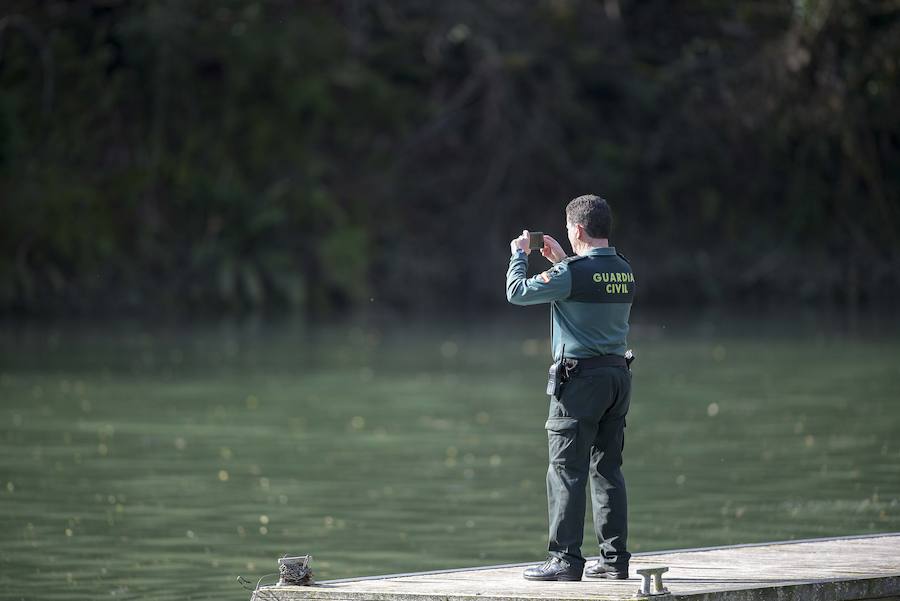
left=616, top=251, right=630, bottom=264
left=561, top=255, right=589, bottom=265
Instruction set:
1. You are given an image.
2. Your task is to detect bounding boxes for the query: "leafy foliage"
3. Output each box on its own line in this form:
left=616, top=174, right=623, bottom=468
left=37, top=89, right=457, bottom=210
left=1, top=0, right=897, bottom=316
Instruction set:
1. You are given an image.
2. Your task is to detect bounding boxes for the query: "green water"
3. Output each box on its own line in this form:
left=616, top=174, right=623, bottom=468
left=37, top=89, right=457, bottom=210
left=1, top=316, right=899, bottom=600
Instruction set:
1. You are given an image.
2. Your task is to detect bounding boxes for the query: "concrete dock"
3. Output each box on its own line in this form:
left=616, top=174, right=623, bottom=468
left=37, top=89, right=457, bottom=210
left=252, top=533, right=900, bottom=601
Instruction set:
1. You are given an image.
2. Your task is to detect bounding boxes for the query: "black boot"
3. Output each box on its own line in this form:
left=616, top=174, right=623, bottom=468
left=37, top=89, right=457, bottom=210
left=583, top=561, right=628, bottom=579
left=522, top=557, right=582, bottom=581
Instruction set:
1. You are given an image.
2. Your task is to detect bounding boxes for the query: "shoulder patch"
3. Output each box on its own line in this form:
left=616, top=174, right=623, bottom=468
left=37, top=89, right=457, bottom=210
left=539, top=263, right=566, bottom=283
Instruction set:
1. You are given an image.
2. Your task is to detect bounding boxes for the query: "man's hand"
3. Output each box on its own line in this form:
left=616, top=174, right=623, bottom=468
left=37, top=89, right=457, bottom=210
left=510, top=230, right=531, bottom=255
left=541, top=235, right=567, bottom=263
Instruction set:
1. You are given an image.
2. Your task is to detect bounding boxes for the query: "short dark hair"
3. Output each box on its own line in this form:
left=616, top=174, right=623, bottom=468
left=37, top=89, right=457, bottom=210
left=566, top=194, right=611, bottom=238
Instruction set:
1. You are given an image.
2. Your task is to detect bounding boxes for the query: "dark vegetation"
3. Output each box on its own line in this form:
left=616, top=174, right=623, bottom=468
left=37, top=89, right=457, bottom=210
left=1, top=1, right=898, bottom=317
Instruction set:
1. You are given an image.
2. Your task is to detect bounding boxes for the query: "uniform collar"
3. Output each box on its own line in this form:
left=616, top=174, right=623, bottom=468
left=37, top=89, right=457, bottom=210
left=585, top=246, right=616, bottom=256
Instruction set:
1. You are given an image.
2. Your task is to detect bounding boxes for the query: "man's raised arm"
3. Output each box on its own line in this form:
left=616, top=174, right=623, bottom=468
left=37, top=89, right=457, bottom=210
left=506, top=231, right=571, bottom=306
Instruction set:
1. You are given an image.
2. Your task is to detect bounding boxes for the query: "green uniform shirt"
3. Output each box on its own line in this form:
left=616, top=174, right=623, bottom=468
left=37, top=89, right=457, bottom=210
left=506, top=247, right=634, bottom=359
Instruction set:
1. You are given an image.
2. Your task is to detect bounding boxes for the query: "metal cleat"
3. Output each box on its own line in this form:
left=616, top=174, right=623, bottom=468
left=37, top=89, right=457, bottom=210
left=634, top=566, right=669, bottom=597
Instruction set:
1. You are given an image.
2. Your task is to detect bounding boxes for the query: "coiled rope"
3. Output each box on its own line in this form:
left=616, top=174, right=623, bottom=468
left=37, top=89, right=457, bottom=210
left=278, top=555, right=314, bottom=586
left=237, top=554, right=314, bottom=600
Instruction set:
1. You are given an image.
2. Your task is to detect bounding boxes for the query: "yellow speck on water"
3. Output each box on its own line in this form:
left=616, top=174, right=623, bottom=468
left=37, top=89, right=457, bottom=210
left=259, top=515, right=269, bottom=525
left=446, top=446, right=458, bottom=458
left=735, top=507, right=747, bottom=519
left=804, top=434, right=816, bottom=447
left=259, top=526, right=268, bottom=535
left=444, top=457, right=457, bottom=468
left=6, top=482, right=13, bottom=493
left=219, top=447, right=232, bottom=460
left=475, top=411, right=490, bottom=425
left=65, top=528, right=73, bottom=537
left=186, top=530, right=195, bottom=539
left=489, top=454, right=502, bottom=467
left=350, top=416, right=365, bottom=430
left=246, top=562, right=255, bottom=571
left=676, top=474, right=687, bottom=486
left=174, top=437, right=187, bottom=451
left=324, top=516, right=335, bottom=528
left=259, top=477, right=270, bottom=490
left=521, top=338, right=540, bottom=356
left=218, top=470, right=229, bottom=482
left=245, top=395, right=259, bottom=410
left=97, top=443, right=108, bottom=456
left=440, top=340, right=458, bottom=358
left=707, top=402, right=720, bottom=417
left=115, top=504, right=124, bottom=514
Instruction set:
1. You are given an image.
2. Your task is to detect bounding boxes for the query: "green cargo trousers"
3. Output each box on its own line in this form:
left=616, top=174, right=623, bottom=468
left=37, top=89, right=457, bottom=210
left=544, top=365, right=631, bottom=569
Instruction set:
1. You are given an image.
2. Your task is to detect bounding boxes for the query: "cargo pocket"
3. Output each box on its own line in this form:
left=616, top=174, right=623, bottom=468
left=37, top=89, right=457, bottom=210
left=545, top=417, right=579, bottom=466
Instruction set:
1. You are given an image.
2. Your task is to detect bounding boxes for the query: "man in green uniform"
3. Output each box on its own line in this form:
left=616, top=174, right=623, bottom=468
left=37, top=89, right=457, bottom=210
left=507, top=195, right=634, bottom=582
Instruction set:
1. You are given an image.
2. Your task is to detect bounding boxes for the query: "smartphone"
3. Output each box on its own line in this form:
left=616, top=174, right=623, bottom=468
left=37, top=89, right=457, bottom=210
left=528, top=231, right=544, bottom=250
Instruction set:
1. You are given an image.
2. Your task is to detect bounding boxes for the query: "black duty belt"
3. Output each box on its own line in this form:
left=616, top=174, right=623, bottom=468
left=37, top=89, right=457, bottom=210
left=565, top=355, right=627, bottom=368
